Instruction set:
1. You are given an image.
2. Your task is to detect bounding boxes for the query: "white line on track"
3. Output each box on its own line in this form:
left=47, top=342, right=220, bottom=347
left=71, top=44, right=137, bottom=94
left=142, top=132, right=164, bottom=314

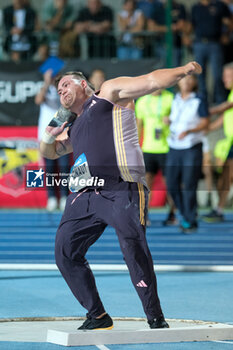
left=213, top=341, right=233, bottom=344
left=96, top=345, right=110, bottom=350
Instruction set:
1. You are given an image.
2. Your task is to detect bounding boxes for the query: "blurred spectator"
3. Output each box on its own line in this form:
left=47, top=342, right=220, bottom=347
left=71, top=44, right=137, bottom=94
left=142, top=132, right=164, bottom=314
left=203, top=62, right=233, bottom=222
left=35, top=69, right=69, bottom=211
left=201, top=135, right=214, bottom=207
left=34, top=42, right=50, bottom=61
left=166, top=75, right=209, bottom=233
left=41, top=0, right=75, bottom=56
left=117, top=0, right=145, bottom=60
left=136, top=0, right=159, bottom=19
left=143, top=0, right=187, bottom=64
left=221, top=0, right=233, bottom=63
left=144, top=0, right=166, bottom=60
left=168, top=0, right=187, bottom=67
left=190, top=0, right=232, bottom=103
left=89, top=68, right=106, bottom=91
left=3, top=0, right=37, bottom=62
left=135, top=89, right=177, bottom=226
left=73, top=0, right=116, bottom=58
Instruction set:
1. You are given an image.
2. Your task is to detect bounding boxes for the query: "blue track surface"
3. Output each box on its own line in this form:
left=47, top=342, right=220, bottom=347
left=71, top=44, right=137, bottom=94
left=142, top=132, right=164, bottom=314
left=0, top=209, right=233, bottom=349
left=0, top=270, right=233, bottom=349
left=0, top=210, right=233, bottom=265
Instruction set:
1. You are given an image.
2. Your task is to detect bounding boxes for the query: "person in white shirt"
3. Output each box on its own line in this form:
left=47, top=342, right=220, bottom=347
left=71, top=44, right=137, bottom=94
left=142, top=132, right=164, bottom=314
left=166, top=74, right=209, bottom=233
left=117, top=0, right=145, bottom=59
left=36, top=69, right=70, bottom=211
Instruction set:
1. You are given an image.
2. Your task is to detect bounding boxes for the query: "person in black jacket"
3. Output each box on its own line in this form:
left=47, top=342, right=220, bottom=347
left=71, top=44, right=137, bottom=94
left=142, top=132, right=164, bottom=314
left=3, top=0, right=37, bottom=62
left=73, top=0, right=116, bottom=58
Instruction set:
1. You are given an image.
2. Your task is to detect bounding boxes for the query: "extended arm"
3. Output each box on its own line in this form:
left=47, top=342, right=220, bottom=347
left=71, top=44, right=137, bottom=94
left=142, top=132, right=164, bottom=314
left=99, top=62, right=202, bottom=103
left=178, top=117, right=209, bottom=140
left=208, top=115, right=224, bottom=132
left=209, top=101, right=233, bottom=116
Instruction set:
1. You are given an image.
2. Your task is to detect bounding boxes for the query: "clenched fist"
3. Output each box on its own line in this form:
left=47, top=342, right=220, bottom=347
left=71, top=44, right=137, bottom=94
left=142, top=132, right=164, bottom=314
left=184, top=61, right=202, bottom=76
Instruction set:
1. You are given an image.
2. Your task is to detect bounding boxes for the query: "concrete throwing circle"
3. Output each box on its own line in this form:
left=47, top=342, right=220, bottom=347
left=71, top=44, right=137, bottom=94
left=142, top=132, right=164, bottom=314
left=0, top=317, right=233, bottom=345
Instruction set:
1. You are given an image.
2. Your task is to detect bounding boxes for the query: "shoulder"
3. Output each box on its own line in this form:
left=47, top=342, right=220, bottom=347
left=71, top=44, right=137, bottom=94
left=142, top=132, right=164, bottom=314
left=173, top=92, right=181, bottom=101
left=195, top=93, right=209, bottom=117
left=162, top=90, right=174, bottom=98
left=3, top=5, right=13, bottom=14
left=98, top=78, right=119, bottom=102
left=195, top=92, right=207, bottom=102
left=26, top=6, right=36, bottom=16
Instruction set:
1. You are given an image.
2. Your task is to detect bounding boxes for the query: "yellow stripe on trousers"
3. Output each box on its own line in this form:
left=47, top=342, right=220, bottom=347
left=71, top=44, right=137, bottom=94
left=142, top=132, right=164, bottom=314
left=113, top=106, right=133, bottom=182
left=137, top=183, right=145, bottom=226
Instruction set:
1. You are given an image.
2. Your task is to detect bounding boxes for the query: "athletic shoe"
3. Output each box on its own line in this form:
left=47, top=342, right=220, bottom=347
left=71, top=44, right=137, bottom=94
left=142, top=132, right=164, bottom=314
left=202, top=210, right=224, bottom=223
left=46, top=197, right=58, bottom=212
left=148, top=315, right=169, bottom=329
left=78, top=313, right=113, bottom=330
left=162, top=212, right=178, bottom=226
left=180, top=220, right=198, bottom=234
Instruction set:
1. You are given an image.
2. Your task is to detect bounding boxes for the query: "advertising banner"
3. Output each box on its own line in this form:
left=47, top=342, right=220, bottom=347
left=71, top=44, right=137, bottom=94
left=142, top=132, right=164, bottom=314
left=0, top=62, right=43, bottom=126
left=0, top=126, right=47, bottom=208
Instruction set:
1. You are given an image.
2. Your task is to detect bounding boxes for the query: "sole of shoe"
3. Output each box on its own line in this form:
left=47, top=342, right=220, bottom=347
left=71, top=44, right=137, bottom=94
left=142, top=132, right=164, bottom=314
left=150, top=323, right=169, bottom=329
left=94, top=325, right=114, bottom=330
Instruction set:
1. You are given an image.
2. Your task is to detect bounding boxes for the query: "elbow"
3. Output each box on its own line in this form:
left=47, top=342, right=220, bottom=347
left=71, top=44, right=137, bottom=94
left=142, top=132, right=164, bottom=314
left=146, top=74, right=161, bottom=91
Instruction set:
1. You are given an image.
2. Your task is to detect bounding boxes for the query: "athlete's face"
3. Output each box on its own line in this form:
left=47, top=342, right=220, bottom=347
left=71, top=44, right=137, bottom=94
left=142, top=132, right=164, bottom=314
left=57, top=76, right=84, bottom=109
left=222, top=68, right=233, bottom=90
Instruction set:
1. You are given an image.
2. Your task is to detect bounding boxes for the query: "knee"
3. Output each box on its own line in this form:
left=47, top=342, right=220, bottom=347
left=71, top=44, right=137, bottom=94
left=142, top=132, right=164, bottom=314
left=55, top=230, right=65, bottom=269
left=55, top=228, right=72, bottom=268
left=55, top=228, right=84, bottom=268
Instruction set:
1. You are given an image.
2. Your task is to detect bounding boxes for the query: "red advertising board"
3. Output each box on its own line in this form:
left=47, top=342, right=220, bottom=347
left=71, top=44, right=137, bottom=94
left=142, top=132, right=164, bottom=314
left=0, top=126, right=165, bottom=208
left=0, top=126, right=47, bottom=208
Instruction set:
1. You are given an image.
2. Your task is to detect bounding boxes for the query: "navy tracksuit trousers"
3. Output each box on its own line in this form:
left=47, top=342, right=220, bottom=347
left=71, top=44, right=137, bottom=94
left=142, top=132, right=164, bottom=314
left=166, top=143, right=203, bottom=224
left=55, top=180, right=163, bottom=321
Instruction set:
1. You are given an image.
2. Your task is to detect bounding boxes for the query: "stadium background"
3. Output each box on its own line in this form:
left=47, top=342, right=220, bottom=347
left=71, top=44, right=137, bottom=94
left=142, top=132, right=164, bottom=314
left=0, top=0, right=227, bottom=208
left=0, top=2, right=233, bottom=349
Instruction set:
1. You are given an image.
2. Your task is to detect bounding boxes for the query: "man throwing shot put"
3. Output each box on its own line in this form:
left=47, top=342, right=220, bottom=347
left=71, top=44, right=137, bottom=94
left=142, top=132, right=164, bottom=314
left=40, top=62, right=202, bottom=330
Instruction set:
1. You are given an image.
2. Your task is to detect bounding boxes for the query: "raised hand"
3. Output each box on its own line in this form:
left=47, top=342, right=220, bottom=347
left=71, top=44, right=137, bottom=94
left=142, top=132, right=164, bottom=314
left=42, top=106, right=77, bottom=144
left=184, top=61, right=202, bottom=76
left=46, top=121, right=68, bottom=137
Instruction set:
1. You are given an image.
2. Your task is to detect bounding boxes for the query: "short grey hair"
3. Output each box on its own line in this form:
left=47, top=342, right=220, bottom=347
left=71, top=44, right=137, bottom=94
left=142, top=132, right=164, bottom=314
left=55, top=71, right=95, bottom=91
